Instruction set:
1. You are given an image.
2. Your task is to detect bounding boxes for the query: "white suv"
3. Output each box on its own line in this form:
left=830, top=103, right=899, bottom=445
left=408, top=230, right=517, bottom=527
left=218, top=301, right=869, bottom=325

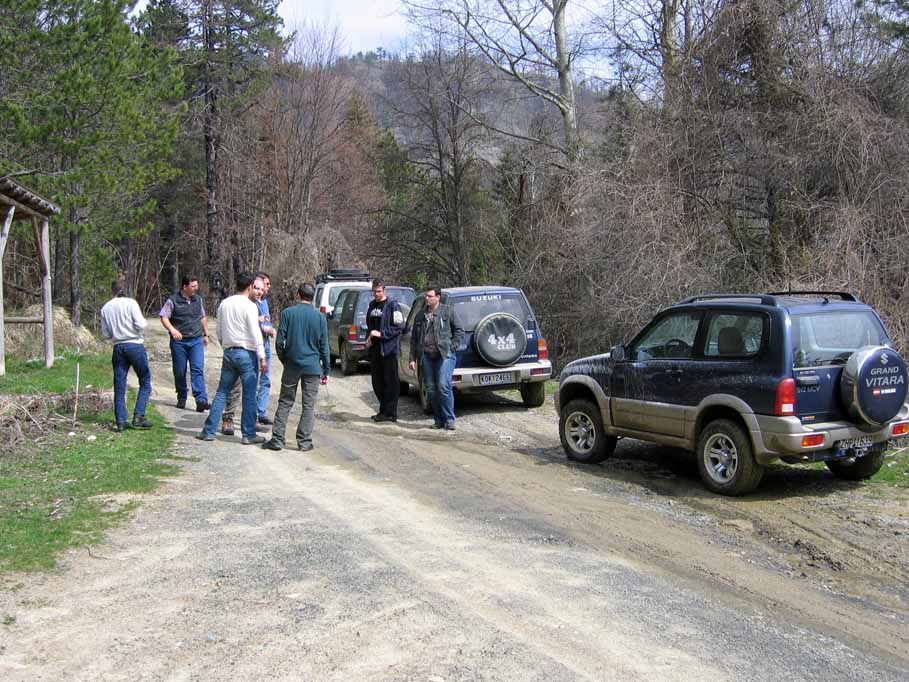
left=313, top=269, right=372, bottom=315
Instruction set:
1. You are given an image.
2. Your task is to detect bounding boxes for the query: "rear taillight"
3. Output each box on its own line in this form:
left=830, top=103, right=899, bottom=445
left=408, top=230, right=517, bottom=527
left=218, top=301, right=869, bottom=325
left=347, top=325, right=358, bottom=341
left=537, top=338, right=548, bottom=361
left=893, top=422, right=908, bottom=437
left=801, top=435, right=824, bottom=447
left=775, top=378, right=796, bottom=416
left=319, top=306, right=327, bottom=314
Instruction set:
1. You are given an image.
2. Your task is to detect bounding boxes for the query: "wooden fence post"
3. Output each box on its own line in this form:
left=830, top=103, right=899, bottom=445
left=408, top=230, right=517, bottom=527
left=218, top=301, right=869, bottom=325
left=0, top=205, right=15, bottom=376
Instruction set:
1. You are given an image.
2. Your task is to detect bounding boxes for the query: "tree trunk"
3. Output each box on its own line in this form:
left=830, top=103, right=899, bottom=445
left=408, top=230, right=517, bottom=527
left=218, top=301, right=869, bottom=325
left=553, top=1, right=579, bottom=160
left=69, top=226, right=80, bottom=327
left=203, top=0, right=223, bottom=302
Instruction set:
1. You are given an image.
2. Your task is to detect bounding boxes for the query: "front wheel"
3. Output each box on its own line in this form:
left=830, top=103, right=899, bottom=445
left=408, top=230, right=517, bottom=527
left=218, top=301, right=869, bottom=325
left=340, top=343, right=356, bottom=376
left=696, top=419, right=763, bottom=496
left=559, top=399, right=617, bottom=464
left=520, top=381, right=546, bottom=408
left=826, top=451, right=885, bottom=480
left=417, top=371, right=432, bottom=414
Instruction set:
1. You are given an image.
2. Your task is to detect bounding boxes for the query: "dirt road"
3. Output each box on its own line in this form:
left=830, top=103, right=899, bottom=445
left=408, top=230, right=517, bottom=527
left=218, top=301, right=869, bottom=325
left=1, top=324, right=907, bottom=680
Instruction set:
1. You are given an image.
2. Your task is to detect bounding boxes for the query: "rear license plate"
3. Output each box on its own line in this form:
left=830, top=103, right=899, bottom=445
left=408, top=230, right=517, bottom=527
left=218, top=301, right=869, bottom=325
left=479, top=371, right=513, bottom=386
left=834, top=437, right=873, bottom=450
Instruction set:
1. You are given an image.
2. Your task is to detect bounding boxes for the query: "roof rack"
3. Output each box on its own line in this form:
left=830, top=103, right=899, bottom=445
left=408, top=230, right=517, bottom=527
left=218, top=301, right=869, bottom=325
left=766, top=291, right=858, bottom=302
left=679, top=294, right=780, bottom=306
left=315, top=269, right=372, bottom=284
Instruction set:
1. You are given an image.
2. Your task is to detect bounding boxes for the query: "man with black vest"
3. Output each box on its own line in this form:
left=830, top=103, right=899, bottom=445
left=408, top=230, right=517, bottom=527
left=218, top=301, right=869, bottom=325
left=160, top=276, right=210, bottom=412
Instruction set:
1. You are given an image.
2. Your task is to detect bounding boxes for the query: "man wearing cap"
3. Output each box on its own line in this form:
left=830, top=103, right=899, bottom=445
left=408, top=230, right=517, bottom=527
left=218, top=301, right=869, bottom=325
left=159, top=275, right=210, bottom=412
left=262, top=284, right=330, bottom=452
left=99, top=280, right=152, bottom=432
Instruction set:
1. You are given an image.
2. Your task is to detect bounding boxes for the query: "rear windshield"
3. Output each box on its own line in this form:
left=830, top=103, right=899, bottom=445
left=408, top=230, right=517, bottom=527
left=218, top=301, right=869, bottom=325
left=792, top=311, right=888, bottom=367
left=447, top=293, right=532, bottom=331
left=354, top=288, right=415, bottom=325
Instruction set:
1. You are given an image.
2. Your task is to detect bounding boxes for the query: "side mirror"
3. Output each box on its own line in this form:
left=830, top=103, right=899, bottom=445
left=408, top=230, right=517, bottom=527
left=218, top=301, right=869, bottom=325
left=610, top=344, right=626, bottom=362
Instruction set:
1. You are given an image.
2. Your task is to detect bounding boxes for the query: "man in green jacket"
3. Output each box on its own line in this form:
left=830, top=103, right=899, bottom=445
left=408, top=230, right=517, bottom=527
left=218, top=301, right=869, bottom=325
left=262, top=284, right=331, bottom=452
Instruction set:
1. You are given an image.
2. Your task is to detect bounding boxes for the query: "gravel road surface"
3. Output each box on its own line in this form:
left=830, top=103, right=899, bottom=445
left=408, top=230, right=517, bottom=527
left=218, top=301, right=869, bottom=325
left=1, top=323, right=907, bottom=681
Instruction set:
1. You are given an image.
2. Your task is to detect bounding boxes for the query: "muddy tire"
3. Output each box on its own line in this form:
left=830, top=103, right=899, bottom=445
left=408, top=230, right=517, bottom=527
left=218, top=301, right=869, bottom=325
left=826, top=451, right=886, bottom=480
left=340, top=343, right=357, bottom=376
left=559, top=399, right=616, bottom=464
left=696, top=419, right=764, bottom=496
left=399, top=381, right=409, bottom=397
left=520, top=381, right=546, bottom=408
left=418, top=371, right=432, bottom=414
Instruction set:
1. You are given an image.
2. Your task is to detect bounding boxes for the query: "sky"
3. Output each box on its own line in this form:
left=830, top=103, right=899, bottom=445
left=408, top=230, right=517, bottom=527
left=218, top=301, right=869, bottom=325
left=278, top=0, right=408, bottom=55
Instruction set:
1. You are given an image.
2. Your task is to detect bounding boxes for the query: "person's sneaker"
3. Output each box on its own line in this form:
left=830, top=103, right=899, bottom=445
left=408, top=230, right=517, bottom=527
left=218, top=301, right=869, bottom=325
left=257, top=415, right=273, bottom=426
left=196, top=432, right=215, bottom=441
left=432, top=422, right=445, bottom=429
left=261, top=439, right=282, bottom=451
left=444, top=422, right=455, bottom=430
left=221, top=418, right=235, bottom=436
left=241, top=435, right=266, bottom=445
left=298, top=442, right=314, bottom=452
left=374, top=414, right=397, bottom=423
left=195, top=400, right=210, bottom=413
left=132, top=416, right=152, bottom=429
left=176, top=400, right=186, bottom=410
left=370, top=413, right=383, bottom=422
left=114, top=422, right=129, bottom=432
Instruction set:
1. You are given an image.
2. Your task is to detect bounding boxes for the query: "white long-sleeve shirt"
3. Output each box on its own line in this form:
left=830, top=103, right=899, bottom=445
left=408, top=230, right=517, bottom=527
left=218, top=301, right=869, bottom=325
left=100, top=296, right=147, bottom=345
left=217, top=294, right=265, bottom=359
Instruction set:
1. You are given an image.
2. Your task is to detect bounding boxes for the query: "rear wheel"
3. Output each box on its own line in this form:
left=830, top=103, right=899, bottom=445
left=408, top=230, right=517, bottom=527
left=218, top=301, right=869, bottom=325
left=418, top=371, right=432, bottom=414
left=340, top=343, right=356, bottom=376
left=696, top=419, right=763, bottom=496
left=559, top=399, right=616, bottom=464
left=826, top=451, right=886, bottom=480
left=520, top=381, right=546, bottom=408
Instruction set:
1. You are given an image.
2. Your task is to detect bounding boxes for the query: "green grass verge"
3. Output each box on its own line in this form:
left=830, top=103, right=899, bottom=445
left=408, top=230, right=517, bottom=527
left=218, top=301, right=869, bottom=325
left=873, top=445, right=909, bottom=487
left=0, top=351, right=177, bottom=573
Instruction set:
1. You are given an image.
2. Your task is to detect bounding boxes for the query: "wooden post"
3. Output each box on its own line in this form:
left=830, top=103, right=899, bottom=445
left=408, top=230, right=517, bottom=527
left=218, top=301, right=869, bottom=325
left=0, top=205, right=15, bottom=376
left=40, top=218, right=53, bottom=368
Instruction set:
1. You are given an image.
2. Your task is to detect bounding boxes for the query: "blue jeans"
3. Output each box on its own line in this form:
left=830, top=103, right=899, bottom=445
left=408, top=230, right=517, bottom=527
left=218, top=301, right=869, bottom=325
left=170, top=336, right=208, bottom=403
left=202, top=348, right=259, bottom=439
left=112, top=343, right=152, bottom=425
left=421, top=353, right=456, bottom=425
left=256, top=339, right=271, bottom=417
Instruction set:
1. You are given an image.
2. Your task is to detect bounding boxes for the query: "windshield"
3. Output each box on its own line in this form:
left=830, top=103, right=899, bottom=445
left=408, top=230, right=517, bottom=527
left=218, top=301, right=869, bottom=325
left=792, top=311, right=888, bottom=367
left=448, top=293, right=532, bottom=331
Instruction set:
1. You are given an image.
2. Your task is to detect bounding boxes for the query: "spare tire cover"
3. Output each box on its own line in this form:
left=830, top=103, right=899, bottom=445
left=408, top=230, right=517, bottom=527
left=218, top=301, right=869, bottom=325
left=840, top=345, right=908, bottom=427
left=474, top=313, right=527, bottom=367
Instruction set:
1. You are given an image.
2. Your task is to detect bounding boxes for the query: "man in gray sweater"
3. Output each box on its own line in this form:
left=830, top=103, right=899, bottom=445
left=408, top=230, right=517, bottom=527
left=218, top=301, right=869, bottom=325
left=99, top=281, right=152, bottom=432
left=262, top=284, right=330, bottom=452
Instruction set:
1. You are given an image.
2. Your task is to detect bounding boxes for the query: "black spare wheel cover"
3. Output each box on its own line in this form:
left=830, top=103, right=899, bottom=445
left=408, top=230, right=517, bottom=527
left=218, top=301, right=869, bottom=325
left=840, top=345, right=908, bottom=427
left=475, top=313, right=527, bottom=367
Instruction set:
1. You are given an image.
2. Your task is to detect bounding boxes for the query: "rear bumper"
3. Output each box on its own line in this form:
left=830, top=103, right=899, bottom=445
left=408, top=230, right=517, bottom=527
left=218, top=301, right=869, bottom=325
left=752, top=405, right=909, bottom=464
left=452, top=360, right=552, bottom=392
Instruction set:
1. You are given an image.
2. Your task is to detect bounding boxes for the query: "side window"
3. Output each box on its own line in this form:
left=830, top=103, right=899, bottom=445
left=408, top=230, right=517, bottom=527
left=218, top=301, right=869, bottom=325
left=407, top=298, right=425, bottom=331
left=704, top=313, right=765, bottom=358
left=336, top=292, right=351, bottom=322
left=632, top=312, right=702, bottom=361
left=314, top=286, right=324, bottom=309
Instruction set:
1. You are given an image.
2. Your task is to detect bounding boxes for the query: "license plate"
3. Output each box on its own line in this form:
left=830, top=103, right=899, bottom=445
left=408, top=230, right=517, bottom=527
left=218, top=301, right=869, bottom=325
left=834, top=437, right=873, bottom=450
left=479, top=371, right=513, bottom=386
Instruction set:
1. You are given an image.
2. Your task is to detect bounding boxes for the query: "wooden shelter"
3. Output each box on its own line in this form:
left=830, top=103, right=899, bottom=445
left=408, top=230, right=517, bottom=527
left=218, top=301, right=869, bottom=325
left=0, top=176, right=59, bottom=375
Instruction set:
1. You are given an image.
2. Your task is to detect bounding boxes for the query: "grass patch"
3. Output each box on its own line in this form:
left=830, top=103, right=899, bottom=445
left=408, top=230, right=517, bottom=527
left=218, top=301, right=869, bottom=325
left=873, top=446, right=909, bottom=488
left=0, top=351, right=177, bottom=573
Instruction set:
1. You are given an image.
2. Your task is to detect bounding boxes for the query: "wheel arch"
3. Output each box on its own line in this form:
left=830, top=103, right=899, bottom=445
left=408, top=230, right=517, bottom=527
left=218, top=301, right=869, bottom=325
left=557, top=376, right=612, bottom=429
left=692, top=396, right=759, bottom=450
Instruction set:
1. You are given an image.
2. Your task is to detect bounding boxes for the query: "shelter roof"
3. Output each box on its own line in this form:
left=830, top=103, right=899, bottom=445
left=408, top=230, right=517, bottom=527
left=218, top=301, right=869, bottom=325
left=0, top=176, right=61, bottom=221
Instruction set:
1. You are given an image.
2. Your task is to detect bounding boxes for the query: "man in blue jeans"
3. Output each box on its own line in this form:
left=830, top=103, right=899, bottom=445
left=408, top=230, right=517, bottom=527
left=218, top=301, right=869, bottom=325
left=254, top=272, right=276, bottom=424
left=159, top=275, right=210, bottom=412
left=99, top=281, right=152, bottom=432
left=197, top=273, right=267, bottom=445
left=408, top=287, right=464, bottom=430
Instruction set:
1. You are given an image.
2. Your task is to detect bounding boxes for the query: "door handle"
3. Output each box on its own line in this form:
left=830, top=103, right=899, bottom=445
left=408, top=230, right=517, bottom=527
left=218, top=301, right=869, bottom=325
left=665, top=369, right=683, bottom=377
left=796, top=375, right=820, bottom=386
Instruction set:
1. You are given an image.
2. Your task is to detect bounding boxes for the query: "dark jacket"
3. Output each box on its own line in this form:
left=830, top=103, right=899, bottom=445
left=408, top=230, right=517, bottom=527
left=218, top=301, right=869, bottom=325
left=166, top=293, right=205, bottom=338
left=367, top=297, right=406, bottom=356
left=275, top=303, right=330, bottom=376
left=410, top=303, right=464, bottom=362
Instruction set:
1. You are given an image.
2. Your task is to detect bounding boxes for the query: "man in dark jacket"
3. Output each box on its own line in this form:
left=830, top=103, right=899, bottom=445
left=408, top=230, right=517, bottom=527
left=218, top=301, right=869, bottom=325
left=409, top=287, right=464, bottom=430
left=159, top=276, right=210, bottom=411
left=262, top=284, right=330, bottom=452
left=366, top=278, right=406, bottom=422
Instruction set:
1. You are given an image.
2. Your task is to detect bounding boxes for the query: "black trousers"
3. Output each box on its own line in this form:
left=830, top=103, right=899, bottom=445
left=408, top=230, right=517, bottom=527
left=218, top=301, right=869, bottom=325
left=370, top=349, right=400, bottom=418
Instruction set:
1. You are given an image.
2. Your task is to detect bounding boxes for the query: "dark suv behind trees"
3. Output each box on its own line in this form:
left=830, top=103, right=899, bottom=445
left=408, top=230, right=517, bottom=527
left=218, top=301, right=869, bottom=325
left=556, top=292, right=909, bottom=496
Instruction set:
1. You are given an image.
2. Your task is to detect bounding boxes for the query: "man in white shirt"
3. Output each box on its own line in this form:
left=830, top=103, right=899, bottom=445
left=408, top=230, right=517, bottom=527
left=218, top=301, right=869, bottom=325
left=197, top=273, right=267, bottom=444
left=99, top=281, right=152, bottom=432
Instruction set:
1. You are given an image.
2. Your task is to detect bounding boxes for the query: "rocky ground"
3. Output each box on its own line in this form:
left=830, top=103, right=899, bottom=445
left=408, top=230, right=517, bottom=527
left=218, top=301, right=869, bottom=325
left=0, top=323, right=907, bottom=680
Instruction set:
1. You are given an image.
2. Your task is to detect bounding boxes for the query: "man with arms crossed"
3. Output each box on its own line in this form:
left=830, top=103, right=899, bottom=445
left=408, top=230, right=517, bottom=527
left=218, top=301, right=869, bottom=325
left=100, top=281, right=152, bottom=432
left=262, top=284, right=330, bottom=452
left=197, top=273, right=267, bottom=444
left=159, top=275, right=210, bottom=412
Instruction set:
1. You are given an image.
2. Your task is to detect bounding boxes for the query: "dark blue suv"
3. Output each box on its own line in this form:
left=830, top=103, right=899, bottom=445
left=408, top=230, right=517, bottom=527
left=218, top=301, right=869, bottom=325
left=556, top=292, right=909, bottom=495
left=399, top=286, right=552, bottom=409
